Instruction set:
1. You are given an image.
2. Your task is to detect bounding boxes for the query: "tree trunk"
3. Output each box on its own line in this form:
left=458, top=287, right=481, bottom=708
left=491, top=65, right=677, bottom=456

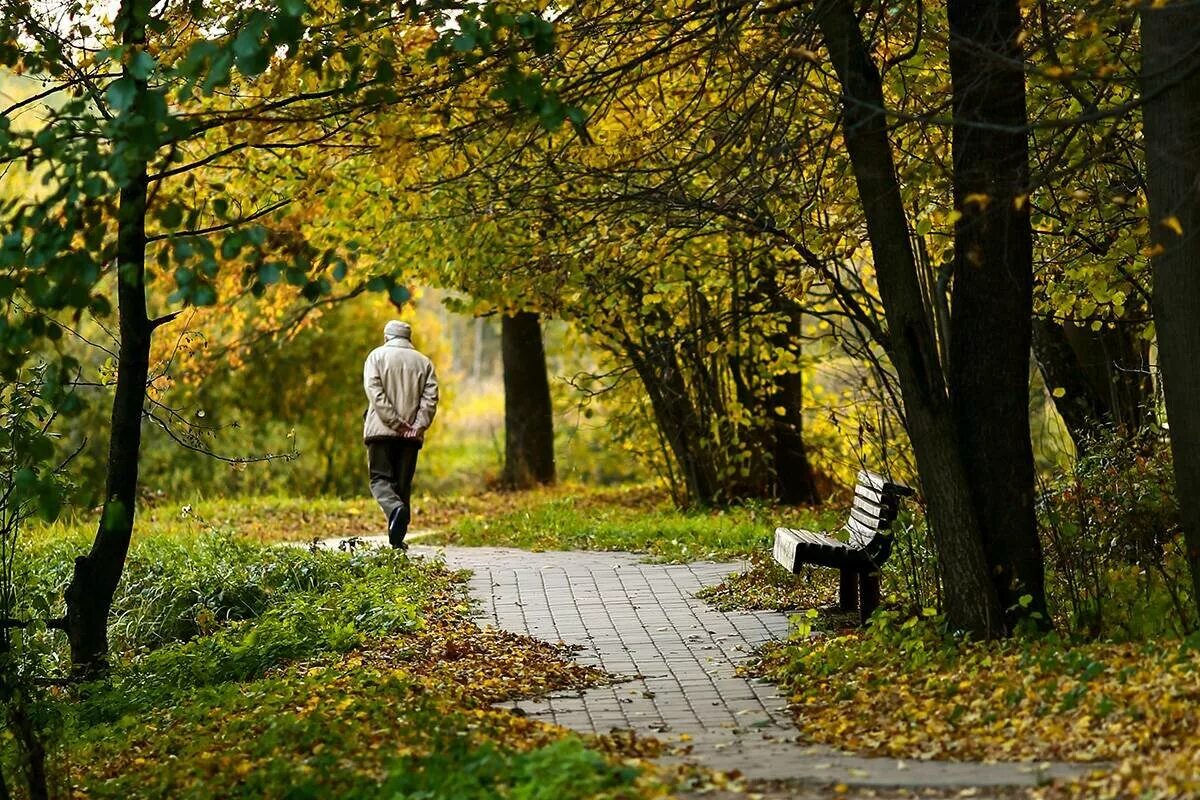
left=500, top=312, right=557, bottom=488
left=11, top=700, right=48, bottom=800
left=1035, top=317, right=1155, bottom=450
left=946, top=0, right=1047, bottom=625
left=63, top=0, right=152, bottom=673
left=1142, top=4, right=1200, bottom=617
left=1088, top=323, right=1154, bottom=433
left=816, top=0, right=1004, bottom=637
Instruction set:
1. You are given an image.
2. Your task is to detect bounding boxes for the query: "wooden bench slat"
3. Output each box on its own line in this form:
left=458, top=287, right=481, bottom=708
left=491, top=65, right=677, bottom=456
left=857, top=469, right=914, bottom=496
left=848, top=506, right=888, bottom=532
left=845, top=516, right=885, bottom=546
left=852, top=493, right=889, bottom=517
left=853, top=484, right=892, bottom=507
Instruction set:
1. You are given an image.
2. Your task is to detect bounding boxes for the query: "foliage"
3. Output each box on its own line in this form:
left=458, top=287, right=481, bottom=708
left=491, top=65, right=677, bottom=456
left=381, top=738, right=642, bottom=800
left=756, top=614, right=1200, bottom=799
left=1038, top=431, right=1195, bottom=639
left=1, top=366, right=77, bottom=800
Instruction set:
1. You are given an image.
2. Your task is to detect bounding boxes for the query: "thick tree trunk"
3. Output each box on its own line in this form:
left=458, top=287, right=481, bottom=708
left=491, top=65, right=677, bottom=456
left=946, top=0, right=1047, bottom=625
left=63, top=0, right=152, bottom=673
left=500, top=312, right=557, bottom=489
left=1142, top=5, right=1200, bottom=617
left=816, top=0, right=1003, bottom=636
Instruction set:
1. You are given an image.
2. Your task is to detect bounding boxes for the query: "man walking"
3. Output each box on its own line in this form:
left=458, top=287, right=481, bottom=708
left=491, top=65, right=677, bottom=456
left=363, top=320, right=439, bottom=548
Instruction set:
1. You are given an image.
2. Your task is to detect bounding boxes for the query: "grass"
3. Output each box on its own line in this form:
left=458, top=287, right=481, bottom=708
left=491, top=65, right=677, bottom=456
left=4, top=524, right=668, bottom=799
left=28, top=483, right=838, bottom=563
left=429, top=484, right=839, bottom=562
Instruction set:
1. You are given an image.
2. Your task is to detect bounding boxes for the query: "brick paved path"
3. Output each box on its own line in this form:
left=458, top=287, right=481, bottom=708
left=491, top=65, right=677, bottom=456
left=322, top=538, right=1095, bottom=790
left=407, top=544, right=1096, bottom=790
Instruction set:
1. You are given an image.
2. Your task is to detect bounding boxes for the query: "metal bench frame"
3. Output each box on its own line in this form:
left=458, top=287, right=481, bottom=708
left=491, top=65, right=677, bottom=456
left=773, top=470, right=914, bottom=623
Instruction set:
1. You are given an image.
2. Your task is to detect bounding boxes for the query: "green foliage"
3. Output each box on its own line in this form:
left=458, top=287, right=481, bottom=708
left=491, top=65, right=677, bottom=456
left=1039, top=431, right=1196, bottom=639
left=381, top=737, right=640, bottom=800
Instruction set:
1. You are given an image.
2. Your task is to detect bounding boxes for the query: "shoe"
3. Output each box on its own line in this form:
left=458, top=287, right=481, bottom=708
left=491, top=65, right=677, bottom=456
left=387, top=504, right=409, bottom=547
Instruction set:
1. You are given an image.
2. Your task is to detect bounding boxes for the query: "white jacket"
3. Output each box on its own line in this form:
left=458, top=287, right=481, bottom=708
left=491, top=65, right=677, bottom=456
left=362, top=338, right=439, bottom=443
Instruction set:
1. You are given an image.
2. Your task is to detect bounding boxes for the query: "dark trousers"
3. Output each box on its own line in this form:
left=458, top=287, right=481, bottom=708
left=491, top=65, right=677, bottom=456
left=367, top=440, right=421, bottom=543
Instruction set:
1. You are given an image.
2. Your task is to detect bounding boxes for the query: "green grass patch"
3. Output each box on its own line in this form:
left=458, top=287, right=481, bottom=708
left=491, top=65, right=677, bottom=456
left=430, top=485, right=837, bottom=562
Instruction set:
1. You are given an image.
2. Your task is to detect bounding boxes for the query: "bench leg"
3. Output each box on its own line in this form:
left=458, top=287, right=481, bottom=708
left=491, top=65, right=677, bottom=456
left=838, top=568, right=859, bottom=612
left=859, top=571, right=881, bottom=625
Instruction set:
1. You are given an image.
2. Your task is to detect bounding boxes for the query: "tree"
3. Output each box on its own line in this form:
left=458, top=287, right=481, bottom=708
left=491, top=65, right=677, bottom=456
left=501, top=311, right=557, bottom=489
left=1142, top=1, right=1200, bottom=616
left=946, top=0, right=1047, bottom=623
left=814, top=0, right=1004, bottom=636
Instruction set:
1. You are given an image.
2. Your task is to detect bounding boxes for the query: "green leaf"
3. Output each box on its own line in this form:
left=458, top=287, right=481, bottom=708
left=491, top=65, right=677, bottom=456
left=107, top=76, right=138, bottom=111
left=258, top=262, right=282, bottom=285
left=128, top=50, right=156, bottom=80
left=192, top=283, right=217, bottom=306
left=158, top=203, right=184, bottom=229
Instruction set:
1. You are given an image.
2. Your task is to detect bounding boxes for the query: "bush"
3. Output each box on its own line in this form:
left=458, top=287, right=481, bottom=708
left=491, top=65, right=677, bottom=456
left=1038, top=431, right=1196, bottom=639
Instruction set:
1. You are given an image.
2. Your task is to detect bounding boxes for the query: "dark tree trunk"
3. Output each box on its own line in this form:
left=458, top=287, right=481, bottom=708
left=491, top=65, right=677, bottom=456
left=767, top=299, right=820, bottom=505
left=1142, top=4, right=1200, bottom=617
left=816, top=0, right=1004, bottom=637
left=10, top=700, right=48, bottom=800
left=1083, top=323, right=1154, bottom=433
left=946, top=0, right=1047, bottom=625
left=63, top=0, right=152, bottom=673
left=500, top=312, right=557, bottom=489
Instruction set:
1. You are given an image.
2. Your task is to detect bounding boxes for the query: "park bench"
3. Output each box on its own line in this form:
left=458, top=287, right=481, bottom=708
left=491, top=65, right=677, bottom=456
left=773, top=469, right=914, bottom=624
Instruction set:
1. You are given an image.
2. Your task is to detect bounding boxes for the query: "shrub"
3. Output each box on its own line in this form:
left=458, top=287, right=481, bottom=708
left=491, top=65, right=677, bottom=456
left=1038, top=431, right=1196, bottom=639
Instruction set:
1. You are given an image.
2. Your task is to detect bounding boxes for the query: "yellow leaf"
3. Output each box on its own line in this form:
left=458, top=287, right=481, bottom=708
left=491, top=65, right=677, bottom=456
left=963, top=193, right=991, bottom=209
left=1162, top=216, right=1184, bottom=236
